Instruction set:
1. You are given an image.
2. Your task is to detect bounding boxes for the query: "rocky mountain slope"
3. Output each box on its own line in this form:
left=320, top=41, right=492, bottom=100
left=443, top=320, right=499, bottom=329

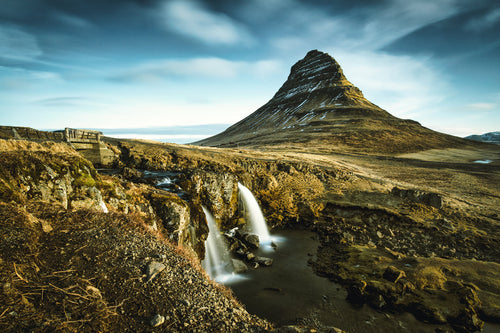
left=196, top=50, right=472, bottom=154
left=466, top=131, right=500, bottom=145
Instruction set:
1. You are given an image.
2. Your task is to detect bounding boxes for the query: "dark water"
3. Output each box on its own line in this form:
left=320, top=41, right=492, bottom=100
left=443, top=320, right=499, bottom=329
left=228, top=229, right=500, bottom=333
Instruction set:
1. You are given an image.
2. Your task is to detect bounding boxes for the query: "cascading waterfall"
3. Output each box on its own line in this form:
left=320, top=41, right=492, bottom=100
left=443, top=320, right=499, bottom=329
left=237, top=182, right=271, bottom=243
left=202, top=206, right=233, bottom=282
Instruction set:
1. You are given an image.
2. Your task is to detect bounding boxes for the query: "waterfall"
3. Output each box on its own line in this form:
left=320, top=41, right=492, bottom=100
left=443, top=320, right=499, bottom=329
left=202, top=206, right=233, bottom=282
left=237, top=182, right=271, bottom=242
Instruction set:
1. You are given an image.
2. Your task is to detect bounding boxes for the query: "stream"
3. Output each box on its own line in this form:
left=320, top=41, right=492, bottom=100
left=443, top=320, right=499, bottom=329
left=227, top=229, right=500, bottom=333
left=98, top=169, right=500, bottom=332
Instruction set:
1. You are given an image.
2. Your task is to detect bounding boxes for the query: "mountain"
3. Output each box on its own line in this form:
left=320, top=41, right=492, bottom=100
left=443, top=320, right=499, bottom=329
left=195, top=50, right=470, bottom=154
left=466, top=131, right=500, bottom=145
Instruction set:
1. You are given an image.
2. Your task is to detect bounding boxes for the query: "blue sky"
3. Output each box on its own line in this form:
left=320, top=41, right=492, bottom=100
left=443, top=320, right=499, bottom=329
left=1, top=0, right=499, bottom=142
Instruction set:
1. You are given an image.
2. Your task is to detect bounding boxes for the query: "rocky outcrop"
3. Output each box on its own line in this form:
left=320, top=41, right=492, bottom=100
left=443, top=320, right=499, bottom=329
left=180, top=170, right=239, bottom=228
left=391, top=187, right=442, bottom=209
left=0, top=139, right=207, bottom=257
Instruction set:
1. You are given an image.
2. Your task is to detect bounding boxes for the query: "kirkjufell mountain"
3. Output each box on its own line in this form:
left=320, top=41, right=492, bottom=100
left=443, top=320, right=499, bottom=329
left=196, top=50, right=469, bottom=153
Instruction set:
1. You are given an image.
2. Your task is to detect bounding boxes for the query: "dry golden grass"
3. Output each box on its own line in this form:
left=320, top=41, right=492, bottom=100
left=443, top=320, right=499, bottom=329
left=0, top=139, right=77, bottom=155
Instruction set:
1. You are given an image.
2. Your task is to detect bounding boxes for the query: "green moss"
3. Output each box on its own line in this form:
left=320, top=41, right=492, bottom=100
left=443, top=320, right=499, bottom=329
left=96, top=180, right=116, bottom=196
left=74, top=173, right=96, bottom=187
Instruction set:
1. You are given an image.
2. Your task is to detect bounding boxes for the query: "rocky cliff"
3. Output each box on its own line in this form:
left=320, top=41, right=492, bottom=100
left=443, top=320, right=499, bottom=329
left=102, top=137, right=500, bottom=332
left=196, top=50, right=472, bottom=154
left=0, top=139, right=275, bottom=332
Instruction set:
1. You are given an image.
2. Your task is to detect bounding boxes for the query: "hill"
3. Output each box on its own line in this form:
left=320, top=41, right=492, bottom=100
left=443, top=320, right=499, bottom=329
left=466, top=131, right=500, bottom=145
left=195, top=50, right=473, bottom=154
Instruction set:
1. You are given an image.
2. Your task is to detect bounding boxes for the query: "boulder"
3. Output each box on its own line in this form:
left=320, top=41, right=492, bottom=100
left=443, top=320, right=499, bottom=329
left=243, top=233, right=260, bottom=249
left=145, top=261, right=166, bottom=282
left=150, top=314, right=165, bottom=327
left=232, top=259, right=248, bottom=273
left=255, top=256, right=273, bottom=266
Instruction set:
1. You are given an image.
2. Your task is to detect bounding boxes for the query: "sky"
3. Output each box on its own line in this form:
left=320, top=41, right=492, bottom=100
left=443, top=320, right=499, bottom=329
left=1, top=0, right=499, bottom=142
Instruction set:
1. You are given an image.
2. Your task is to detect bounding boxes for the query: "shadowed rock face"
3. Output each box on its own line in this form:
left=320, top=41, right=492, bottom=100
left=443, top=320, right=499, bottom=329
left=195, top=50, right=470, bottom=154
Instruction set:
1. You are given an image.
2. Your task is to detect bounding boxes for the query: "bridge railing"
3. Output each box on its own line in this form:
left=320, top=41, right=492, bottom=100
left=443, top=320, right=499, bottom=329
left=64, top=128, right=102, bottom=143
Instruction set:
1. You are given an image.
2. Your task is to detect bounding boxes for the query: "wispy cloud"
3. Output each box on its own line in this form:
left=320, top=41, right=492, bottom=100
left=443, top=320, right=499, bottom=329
left=250, top=0, right=461, bottom=53
left=36, top=96, right=90, bottom=107
left=109, top=57, right=283, bottom=83
left=465, top=7, right=500, bottom=32
left=53, top=11, right=94, bottom=29
left=330, top=51, right=448, bottom=118
left=159, top=0, right=254, bottom=46
left=0, top=66, right=62, bottom=89
left=0, top=24, right=42, bottom=61
left=466, top=102, right=497, bottom=110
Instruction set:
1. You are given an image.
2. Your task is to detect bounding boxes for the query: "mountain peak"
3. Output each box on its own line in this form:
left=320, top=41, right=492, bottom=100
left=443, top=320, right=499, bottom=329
left=195, top=50, right=469, bottom=153
left=272, top=50, right=366, bottom=105
left=288, top=49, right=349, bottom=85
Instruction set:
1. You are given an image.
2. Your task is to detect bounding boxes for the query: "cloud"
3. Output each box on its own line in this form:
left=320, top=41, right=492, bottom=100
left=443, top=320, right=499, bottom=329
left=0, top=66, right=62, bottom=89
left=465, top=8, right=500, bottom=31
left=0, top=24, right=42, bottom=61
left=36, top=96, right=90, bottom=107
left=53, top=11, right=94, bottom=29
left=109, top=57, right=283, bottom=83
left=272, top=0, right=461, bottom=52
left=466, top=102, right=497, bottom=110
left=330, top=50, right=448, bottom=118
left=159, top=0, right=254, bottom=46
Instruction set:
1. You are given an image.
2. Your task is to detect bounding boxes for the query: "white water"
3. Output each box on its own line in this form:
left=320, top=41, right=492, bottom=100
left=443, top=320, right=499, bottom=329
left=238, top=183, right=271, bottom=243
left=156, top=176, right=172, bottom=186
left=202, top=206, right=234, bottom=282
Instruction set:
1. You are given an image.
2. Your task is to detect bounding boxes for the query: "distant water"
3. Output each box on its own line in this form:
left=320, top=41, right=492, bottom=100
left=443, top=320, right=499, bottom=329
left=473, top=159, right=493, bottom=164
left=91, top=124, right=231, bottom=144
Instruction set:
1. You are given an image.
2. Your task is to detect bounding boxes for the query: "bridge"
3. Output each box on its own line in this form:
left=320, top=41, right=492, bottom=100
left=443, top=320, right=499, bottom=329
left=0, top=126, right=116, bottom=166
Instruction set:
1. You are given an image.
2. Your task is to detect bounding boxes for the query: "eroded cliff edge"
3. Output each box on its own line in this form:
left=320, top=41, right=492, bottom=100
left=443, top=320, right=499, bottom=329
left=106, top=137, right=500, bottom=332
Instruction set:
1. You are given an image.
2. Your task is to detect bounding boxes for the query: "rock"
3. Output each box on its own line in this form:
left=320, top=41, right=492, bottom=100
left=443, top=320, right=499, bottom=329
left=150, top=314, right=165, bottom=327
left=368, top=294, right=386, bottom=310
left=346, top=280, right=367, bottom=305
left=246, top=252, right=255, bottom=261
left=451, top=308, right=484, bottom=333
left=145, top=261, right=166, bottom=282
left=232, top=259, right=248, bottom=273
left=255, top=256, right=273, bottom=266
left=40, top=219, right=53, bottom=233
left=383, top=265, right=406, bottom=283
left=243, top=233, right=260, bottom=249
left=85, top=285, right=102, bottom=299
left=275, top=326, right=345, bottom=333
left=391, top=187, right=442, bottom=209
left=122, top=167, right=143, bottom=180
